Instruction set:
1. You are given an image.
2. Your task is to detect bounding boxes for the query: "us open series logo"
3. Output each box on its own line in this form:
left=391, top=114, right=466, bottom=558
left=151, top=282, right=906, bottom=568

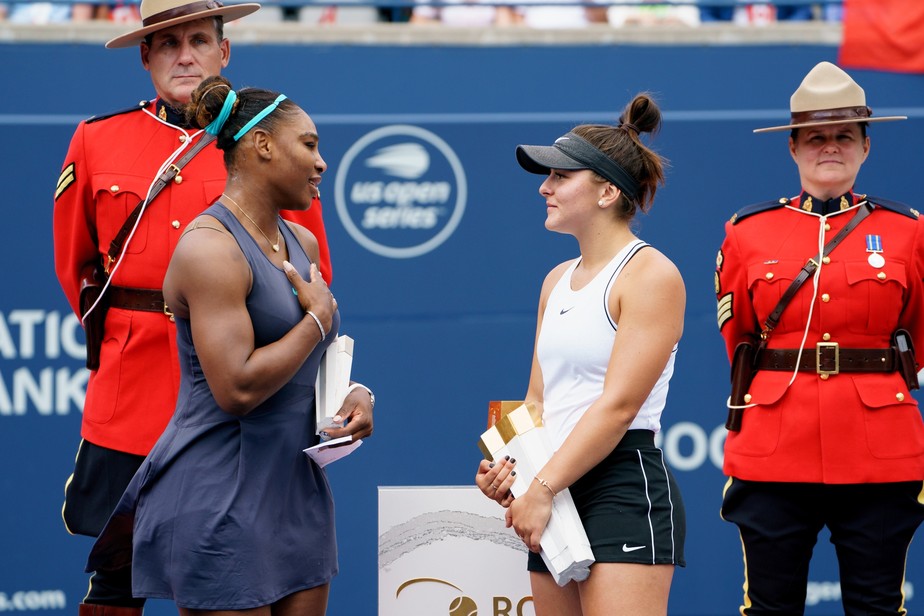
left=334, top=125, right=467, bottom=259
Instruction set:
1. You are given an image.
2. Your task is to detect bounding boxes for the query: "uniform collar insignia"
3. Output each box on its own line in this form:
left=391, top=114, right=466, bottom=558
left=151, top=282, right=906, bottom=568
left=797, top=190, right=857, bottom=215
left=154, top=98, right=191, bottom=128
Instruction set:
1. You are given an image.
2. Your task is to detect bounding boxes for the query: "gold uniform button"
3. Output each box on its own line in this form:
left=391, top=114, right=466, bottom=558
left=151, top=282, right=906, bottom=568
left=110, top=185, right=119, bottom=193
left=877, top=272, right=887, bottom=280
left=897, top=392, right=905, bottom=402
left=744, top=394, right=752, bottom=403
left=820, top=374, right=830, bottom=380
left=172, top=220, right=181, bottom=229
left=824, top=223, right=831, bottom=231
left=821, top=293, right=830, bottom=302
left=765, top=272, right=774, bottom=280
left=179, top=134, right=188, bottom=143
left=822, top=256, right=831, bottom=265
left=822, top=333, right=831, bottom=341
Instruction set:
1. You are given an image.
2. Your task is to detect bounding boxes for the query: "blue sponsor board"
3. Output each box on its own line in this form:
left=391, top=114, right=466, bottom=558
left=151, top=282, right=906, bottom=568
left=1, top=40, right=924, bottom=616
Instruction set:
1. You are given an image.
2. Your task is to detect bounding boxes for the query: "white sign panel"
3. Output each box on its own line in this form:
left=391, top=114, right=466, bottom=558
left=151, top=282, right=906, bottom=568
left=379, top=486, right=535, bottom=616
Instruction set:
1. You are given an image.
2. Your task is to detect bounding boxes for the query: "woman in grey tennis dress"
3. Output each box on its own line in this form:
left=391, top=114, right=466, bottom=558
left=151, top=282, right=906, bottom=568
left=86, top=77, right=375, bottom=615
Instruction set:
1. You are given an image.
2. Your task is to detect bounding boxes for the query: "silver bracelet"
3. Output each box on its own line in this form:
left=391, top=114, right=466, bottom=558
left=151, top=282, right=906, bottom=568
left=305, top=310, right=326, bottom=343
left=346, top=382, right=375, bottom=409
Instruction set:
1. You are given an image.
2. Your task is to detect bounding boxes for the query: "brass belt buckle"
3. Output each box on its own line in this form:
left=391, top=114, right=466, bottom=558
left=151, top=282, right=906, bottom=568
left=169, top=164, right=183, bottom=184
left=816, top=342, right=840, bottom=376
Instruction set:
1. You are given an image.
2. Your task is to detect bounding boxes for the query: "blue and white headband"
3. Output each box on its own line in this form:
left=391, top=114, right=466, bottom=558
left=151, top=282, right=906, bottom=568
left=233, top=94, right=288, bottom=142
left=204, top=89, right=237, bottom=136
left=203, top=91, right=288, bottom=141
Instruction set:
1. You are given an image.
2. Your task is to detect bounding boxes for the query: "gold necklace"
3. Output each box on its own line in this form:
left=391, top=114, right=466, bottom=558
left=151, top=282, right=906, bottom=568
left=221, top=193, right=280, bottom=252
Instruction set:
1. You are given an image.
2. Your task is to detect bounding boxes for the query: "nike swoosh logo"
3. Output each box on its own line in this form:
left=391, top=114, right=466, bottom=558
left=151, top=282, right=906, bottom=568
left=559, top=307, right=574, bottom=315
left=622, top=544, right=647, bottom=552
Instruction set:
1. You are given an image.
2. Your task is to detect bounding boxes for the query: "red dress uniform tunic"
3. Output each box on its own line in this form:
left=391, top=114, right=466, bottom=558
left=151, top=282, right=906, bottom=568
left=715, top=192, right=924, bottom=484
left=53, top=100, right=333, bottom=456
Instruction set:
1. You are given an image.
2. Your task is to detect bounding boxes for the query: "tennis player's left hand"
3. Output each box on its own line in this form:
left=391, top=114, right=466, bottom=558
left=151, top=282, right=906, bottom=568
left=507, top=482, right=553, bottom=553
left=322, top=385, right=374, bottom=441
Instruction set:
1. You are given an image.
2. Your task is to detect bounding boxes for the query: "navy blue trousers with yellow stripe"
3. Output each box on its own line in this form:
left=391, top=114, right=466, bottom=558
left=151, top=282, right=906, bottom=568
left=722, top=478, right=924, bottom=615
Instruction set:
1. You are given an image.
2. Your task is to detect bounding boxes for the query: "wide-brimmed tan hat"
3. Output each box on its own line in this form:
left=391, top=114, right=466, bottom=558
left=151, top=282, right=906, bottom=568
left=106, top=0, right=260, bottom=49
left=754, top=61, right=906, bottom=133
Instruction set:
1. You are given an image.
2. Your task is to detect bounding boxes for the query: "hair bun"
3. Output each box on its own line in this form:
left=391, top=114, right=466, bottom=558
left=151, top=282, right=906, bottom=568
left=620, top=93, right=661, bottom=136
left=186, top=75, right=235, bottom=131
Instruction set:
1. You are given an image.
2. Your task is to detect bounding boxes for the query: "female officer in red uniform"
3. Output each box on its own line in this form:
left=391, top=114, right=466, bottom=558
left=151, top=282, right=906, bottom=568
left=715, top=61, right=924, bottom=615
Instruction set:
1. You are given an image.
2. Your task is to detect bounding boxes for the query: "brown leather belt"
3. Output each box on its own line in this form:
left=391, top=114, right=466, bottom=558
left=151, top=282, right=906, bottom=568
left=756, top=343, right=897, bottom=376
left=109, top=286, right=165, bottom=313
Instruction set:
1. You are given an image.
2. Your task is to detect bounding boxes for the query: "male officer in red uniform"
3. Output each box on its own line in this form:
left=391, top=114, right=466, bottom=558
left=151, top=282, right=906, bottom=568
left=53, top=1, right=333, bottom=613
left=715, top=62, right=924, bottom=615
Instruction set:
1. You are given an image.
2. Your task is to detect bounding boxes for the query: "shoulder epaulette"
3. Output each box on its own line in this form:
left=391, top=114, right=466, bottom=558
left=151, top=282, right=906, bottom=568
left=865, top=195, right=920, bottom=220
left=85, top=100, right=149, bottom=124
left=730, top=197, right=790, bottom=225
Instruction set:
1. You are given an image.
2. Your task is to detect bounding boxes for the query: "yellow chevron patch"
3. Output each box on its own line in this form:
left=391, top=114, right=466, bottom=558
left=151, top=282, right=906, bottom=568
left=55, top=163, right=76, bottom=201
left=717, top=293, right=733, bottom=330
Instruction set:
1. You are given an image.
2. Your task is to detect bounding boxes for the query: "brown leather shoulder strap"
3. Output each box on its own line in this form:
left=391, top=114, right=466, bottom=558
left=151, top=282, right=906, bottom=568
left=105, top=133, right=217, bottom=272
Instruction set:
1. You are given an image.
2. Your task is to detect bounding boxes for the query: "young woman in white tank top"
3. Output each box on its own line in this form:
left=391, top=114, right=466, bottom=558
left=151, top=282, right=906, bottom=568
left=476, top=93, right=687, bottom=616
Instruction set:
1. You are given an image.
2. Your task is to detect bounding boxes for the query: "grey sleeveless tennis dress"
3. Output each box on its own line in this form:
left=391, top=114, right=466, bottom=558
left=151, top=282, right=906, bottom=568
left=87, top=201, right=340, bottom=609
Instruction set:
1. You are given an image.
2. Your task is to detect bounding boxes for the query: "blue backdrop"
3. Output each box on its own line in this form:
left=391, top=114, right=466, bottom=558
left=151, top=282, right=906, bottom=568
left=1, top=39, right=923, bottom=615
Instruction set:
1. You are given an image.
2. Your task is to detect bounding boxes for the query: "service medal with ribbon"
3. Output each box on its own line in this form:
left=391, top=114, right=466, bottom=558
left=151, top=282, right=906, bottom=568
left=866, top=234, right=885, bottom=268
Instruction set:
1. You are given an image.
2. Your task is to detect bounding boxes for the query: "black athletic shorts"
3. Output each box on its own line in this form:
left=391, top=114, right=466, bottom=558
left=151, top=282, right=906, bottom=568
left=62, top=439, right=145, bottom=537
left=528, top=430, right=686, bottom=573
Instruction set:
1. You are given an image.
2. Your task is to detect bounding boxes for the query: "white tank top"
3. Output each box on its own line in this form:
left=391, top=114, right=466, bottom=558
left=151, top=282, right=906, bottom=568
left=536, top=239, right=677, bottom=450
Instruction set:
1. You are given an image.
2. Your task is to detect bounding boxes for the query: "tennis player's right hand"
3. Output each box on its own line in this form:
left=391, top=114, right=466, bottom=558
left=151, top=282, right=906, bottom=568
left=475, top=456, right=516, bottom=507
left=283, top=261, right=336, bottom=330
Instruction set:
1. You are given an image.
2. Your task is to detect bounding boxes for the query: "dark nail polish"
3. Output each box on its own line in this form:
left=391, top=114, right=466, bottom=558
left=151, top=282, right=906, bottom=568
left=504, top=455, right=510, bottom=461
left=489, top=462, right=495, bottom=468
left=510, top=458, right=517, bottom=464
left=511, top=470, right=517, bottom=477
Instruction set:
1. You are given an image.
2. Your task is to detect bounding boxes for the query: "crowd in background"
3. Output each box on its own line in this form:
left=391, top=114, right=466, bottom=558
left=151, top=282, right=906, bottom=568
left=411, top=1, right=842, bottom=27
left=0, top=0, right=138, bottom=21
left=0, top=1, right=843, bottom=26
